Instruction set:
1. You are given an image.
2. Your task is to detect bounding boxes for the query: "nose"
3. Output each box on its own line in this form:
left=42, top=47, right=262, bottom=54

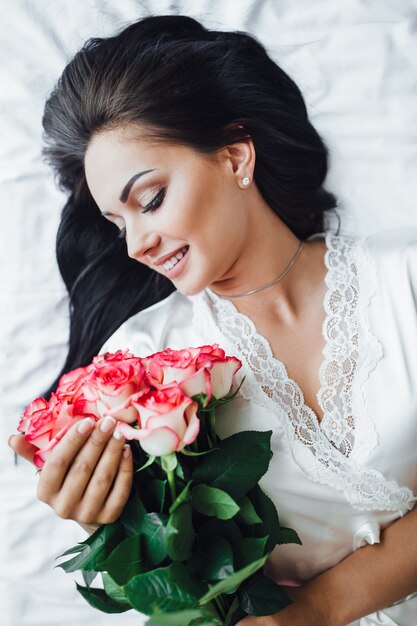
left=125, top=225, right=160, bottom=261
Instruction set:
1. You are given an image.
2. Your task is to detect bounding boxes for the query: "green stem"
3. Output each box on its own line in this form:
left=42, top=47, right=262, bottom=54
left=223, top=596, right=239, bottom=626
left=167, top=469, right=177, bottom=503
left=208, top=408, right=217, bottom=444
left=212, top=596, right=226, bottom=622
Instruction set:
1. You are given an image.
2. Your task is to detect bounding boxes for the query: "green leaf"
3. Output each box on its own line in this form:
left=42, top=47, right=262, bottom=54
left=97, top=534, right=149, bottom=585
left=76, top=583, right=131, bottom=613
left=195, top=535, right=235, bottom=582
left=136, top=454, right=156, bottom=472
left=238, top=571, right=291, bottom=615
left=191, top=485, right=240, bottom=520
left=124, top=564, right=200, bottom=614
left=120, top=493, right=147, bottom=535
left=248, top=486, right=280, bottom=552
left=168, top=562, right=208, bottom=598
left=166, top=503, right=195, bottom=561
left=141, top=512, right=169, bottom=564
left=148, top=479, right=168, bottom=513
left=237, top=537, right=269, bottom=569
left=235, top=496, right=262, bottom=525
left=277, top=526, right=302, bottom=546
left=198, top=556, right=268, bottom=605
left=102, top=572, right=129, bottom=604
left=181, top=448, right=217, bottom=458
left=57, top=523, right=124, bottom=573
left=198, top=519, right=243, bottom=560
left=191, top=392, right=209, bottom=408
left=58, top=524, right=105, bottom=557
left=147, top=609, right=213, bottom=626
left=82, top=569, right=98, bottom=587
left=169, top=480, right=193, bottom=514
left=192, top=431, right=272, bottom=500
left=175, top=457, right=186, bottom=481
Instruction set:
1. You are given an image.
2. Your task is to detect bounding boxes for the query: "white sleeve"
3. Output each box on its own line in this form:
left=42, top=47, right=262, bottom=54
left=98, top=290, right=195, bottom=358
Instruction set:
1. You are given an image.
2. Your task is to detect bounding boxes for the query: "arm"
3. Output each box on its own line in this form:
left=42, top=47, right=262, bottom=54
left=239, top=505, right=417, bottom=626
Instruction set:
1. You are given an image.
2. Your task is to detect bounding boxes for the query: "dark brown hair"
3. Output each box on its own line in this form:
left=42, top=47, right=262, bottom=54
left=42, top=14, right=338, bottom=393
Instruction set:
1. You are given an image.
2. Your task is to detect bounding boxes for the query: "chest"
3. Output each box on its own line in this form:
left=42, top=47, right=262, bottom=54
left=245, top=287, right=328, bottom=424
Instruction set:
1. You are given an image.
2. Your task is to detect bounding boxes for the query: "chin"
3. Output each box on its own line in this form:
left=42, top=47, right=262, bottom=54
left=174, top=274, right=213, bottom=297
left=176, top=284, right=206, bottom=297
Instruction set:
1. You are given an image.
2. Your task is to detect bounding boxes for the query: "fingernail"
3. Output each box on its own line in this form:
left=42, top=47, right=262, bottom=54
left=100, top=416, right=116, bottom=433
left=7, top=434, right=16, bottom=448
left=122, top=445, right=130, bottom=458
left=77, top=418, right=95, bottom=434
left=113, top=426, right=124, bottom=441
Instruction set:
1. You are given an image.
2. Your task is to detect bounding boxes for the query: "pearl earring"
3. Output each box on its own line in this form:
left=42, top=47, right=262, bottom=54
left=241, top=177, right=250, bottom=186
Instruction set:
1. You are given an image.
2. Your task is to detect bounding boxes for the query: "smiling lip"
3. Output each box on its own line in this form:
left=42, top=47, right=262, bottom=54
left=162, top=246, right=190, bottom=279
left=155, top=246, right=188, bottom=267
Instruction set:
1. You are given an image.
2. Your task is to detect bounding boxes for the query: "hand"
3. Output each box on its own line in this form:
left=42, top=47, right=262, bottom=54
left=8, top=416, right=133, bottom=529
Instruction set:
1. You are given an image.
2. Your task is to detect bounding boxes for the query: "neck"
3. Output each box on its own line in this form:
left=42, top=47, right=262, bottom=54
left=208, top=196, right=326, bottom=322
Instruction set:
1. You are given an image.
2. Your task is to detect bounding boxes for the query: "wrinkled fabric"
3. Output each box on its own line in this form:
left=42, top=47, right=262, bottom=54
left=3, top=2, right=417, bottom=625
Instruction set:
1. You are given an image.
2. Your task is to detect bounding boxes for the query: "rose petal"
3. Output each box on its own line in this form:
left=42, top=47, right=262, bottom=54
left=145, top=402, right=190, bottom=440
left=182, top=409, right=200, bottom=446
left=179, top=368, right=212, bottom=402
left=115, top=422, right=152, bottom=440
left=139, top=427, right=181, bottom=456
left=210, top=358, right=242, bottom=399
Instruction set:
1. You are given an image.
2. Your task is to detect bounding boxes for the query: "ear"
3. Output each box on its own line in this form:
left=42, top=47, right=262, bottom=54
left=220, top=138, right=256, bottom=189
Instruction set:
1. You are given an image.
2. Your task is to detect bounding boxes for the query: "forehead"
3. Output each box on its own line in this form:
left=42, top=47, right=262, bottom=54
left=84, top=124, right=220, bottom=210
left=85, top=125, right=167, bottom=178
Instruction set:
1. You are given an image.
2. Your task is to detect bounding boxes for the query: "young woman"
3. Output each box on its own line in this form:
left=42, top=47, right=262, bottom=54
left=8, top=14, right=417, bottom=626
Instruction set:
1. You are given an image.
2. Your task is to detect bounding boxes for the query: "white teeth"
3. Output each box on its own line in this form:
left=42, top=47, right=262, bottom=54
left=162, top=247, right=188, bottom=271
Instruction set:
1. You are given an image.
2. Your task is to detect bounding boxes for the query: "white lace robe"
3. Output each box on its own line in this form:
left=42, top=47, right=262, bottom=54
left=102, top=226, right=417, bottom=626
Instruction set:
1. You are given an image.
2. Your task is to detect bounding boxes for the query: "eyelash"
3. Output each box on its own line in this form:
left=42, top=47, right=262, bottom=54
left=141, top=187, right=166, bottom=214
left=117, top=188, right=166, bottom=239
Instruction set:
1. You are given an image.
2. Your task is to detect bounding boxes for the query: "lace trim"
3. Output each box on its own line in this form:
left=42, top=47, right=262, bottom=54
left=192, top=231, right=415, bottom=513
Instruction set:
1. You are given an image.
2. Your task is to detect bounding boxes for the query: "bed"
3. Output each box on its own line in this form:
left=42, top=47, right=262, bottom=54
left=1, top=1, right=417, bottom=624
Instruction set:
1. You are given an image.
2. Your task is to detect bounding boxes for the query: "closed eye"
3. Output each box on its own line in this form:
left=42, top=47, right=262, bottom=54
left=114, top=188, right=166, bottom=239
left=141, top=188, right=166, bottom=214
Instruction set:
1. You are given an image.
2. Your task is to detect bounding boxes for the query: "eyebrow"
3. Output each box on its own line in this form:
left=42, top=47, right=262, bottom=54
left=100, top=169, right=156, bottom=217
left=119, top=169, right=156, bottom=203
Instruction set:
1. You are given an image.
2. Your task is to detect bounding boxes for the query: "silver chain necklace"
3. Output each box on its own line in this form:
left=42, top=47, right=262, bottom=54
left=216, top=239, right=304, bottom=299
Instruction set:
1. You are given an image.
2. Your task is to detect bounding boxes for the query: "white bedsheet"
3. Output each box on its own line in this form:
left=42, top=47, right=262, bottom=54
left=1, top=1, right=417, bottom=624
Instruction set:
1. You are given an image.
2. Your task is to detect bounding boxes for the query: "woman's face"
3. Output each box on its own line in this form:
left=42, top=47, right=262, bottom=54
left=84, top=124, right=253, bottom=295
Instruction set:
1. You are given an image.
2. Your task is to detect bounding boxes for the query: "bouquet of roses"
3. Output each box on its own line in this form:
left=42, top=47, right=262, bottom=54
left=18, top=344, right=301, bottom=626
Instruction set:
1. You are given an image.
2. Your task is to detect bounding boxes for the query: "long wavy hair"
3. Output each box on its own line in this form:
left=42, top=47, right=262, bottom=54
left=42, top=14, right=338, bottom=395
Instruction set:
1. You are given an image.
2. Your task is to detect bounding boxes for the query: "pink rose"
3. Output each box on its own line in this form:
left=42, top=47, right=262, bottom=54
left=56, top=366, right=91, bottom=396
left=17, top=393, right=78, bottom=468
left=194, top=344, right=242, bottom=399
left=66, top=351, right=148, bottom=423
left=145, top=345, right=241, bottom=401
left=18, top=351, right=150, bottom=467
left=116, top=385, right=200, bottom=456
left=145, top=348, right=199, bottom=385
left=84, top=352, right=148, bottom=422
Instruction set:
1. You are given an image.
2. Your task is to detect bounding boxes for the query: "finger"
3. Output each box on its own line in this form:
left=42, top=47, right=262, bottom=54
left=44, top=416, right=122, bottom=515
left=98, top=444, right=133, bottom=525
left=8, top=434, right=37, bottom=464
left=37, top=417, right=96, bottom=502
left=73, top=430, right=128, bottom=523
